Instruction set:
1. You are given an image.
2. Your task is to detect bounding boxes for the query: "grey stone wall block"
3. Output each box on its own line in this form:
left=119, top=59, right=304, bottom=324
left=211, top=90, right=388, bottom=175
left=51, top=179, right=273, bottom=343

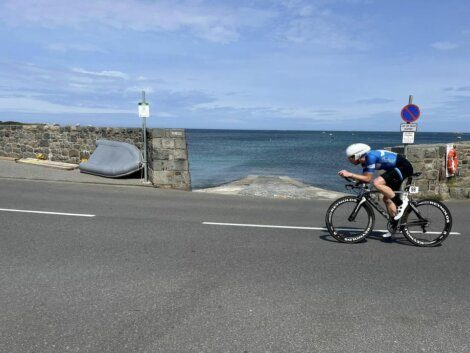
left=150, top=171, right=171, bottom=185
left=69, top=149, right=80, bottom=158
left=172, top=149, right=188, bottom=160
left=168, top=160, right=188, bottom=171
left=170, top=129, right=185, bottom=138
left=449, top=187, right=468, bottom=199
left=414, top=179, right=429, bottom=191
left=149, top=170, right=191, bottom=190
left=39, top=140, right=49, bottom=147
left=153, top=149, right=170, bottom=160
left=150, top=160, right=188, bottom=171
left=149, top=160, right=165, bottom=171
left=151, top=137, right=163, bottom=149
left=407, top=148, right=424, bottom=161
left=161, top=138, right=175, bottom=149
left=151, top=129, right=166, bottom=138
left=174, top=138, right=187, bottom=149
left=424, top=148, right=439, bottom=159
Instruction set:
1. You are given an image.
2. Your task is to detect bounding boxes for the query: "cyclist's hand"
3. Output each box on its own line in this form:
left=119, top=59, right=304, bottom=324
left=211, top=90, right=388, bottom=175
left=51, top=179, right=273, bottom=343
left=338, top=170, right=353, bottom=178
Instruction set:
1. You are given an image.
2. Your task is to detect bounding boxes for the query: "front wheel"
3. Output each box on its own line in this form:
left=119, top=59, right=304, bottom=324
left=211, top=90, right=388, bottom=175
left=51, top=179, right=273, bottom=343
left=325, top=196, right=375, bottom=243
left=401, top=199, right=452, bottom=247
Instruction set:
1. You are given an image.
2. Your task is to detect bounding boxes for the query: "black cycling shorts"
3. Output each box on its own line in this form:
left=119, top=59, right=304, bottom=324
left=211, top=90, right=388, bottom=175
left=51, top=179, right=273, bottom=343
left=381, top=155, right=414, bottom=191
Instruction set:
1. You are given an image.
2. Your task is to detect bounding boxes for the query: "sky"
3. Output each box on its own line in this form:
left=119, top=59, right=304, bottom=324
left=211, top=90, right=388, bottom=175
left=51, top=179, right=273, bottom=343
left=0, top=0, right=470, bottom=132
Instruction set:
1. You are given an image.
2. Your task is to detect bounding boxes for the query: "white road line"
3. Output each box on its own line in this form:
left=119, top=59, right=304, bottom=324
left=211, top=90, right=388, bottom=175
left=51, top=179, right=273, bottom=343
left=0, top=208, right=95, bottom=217
left=202, top=222, right=461, bottom=235
left=203, top=222, right=325, bottom=230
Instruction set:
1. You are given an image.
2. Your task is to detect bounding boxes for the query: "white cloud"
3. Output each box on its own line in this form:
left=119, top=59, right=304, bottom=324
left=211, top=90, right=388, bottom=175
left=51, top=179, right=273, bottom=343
left=282, top=18, right=366, bottom=49
left=0, top=97, right=133, bottom=114
left=356, top=98, right=394, bottom=104
left=277, top=0, right=369, bottom=50
left=157, top=112, right=177, bottom=118
left=72, top=68, right=129, bottom=80
left=196, top=25, right=239, bottom=44
left=46, top=43, right=107, bottom=53
left=0, top=0, right=274, bottom=44
left=431, top=41, right=459, bottom=50
left=125, top=86, right=155, bottom=94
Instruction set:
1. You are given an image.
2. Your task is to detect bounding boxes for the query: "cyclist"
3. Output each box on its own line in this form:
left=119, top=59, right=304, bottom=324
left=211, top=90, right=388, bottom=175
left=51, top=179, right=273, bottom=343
left=338, top=143, right=414, bottom=237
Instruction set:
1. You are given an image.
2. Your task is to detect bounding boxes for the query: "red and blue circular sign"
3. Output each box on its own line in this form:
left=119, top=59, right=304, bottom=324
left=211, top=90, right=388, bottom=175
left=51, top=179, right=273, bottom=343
left=401, top=104, right=421, bottom=123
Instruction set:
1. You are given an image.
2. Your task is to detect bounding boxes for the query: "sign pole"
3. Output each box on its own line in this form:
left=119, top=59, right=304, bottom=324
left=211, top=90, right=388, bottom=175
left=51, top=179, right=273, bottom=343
left=139, top=91, right=150, bottom=184
left=404, top=95, right=413, bottom=158
left=143, top=91, right=148, bottom=183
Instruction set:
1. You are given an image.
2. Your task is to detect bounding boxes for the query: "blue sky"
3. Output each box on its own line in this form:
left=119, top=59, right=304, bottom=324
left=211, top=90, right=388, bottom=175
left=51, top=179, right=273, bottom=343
left=0, top=0, right=469, bottom=131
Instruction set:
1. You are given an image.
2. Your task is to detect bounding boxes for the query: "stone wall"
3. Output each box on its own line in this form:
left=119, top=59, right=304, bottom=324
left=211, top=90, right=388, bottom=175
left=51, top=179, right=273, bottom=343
left=0, top=124, right=143, bottom=162
left=148, top=129, right=190, bottom=190
left=451, top=142, right=470, bottom=199
left=389, top=141, right=470, bottom=200
left=0, top=124, right=191, bottom=190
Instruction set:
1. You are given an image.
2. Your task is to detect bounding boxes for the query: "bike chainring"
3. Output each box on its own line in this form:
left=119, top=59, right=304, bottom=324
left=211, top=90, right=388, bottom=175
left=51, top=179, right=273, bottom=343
left=387, top=220, right=399, bottom=233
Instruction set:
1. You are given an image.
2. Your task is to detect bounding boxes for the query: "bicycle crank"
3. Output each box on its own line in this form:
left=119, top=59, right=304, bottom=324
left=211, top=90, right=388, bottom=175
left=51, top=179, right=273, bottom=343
left=387, top=220, right=399, bottom=233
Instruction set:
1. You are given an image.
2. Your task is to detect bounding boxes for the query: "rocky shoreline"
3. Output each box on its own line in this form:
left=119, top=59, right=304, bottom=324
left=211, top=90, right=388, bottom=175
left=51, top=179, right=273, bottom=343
left=194, top=175, right=346, bottom=200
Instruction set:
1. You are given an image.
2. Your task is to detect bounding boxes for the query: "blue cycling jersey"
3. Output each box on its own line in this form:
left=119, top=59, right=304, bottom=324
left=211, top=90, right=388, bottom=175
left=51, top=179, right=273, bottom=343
left=362, top=150, right=398, bottom=174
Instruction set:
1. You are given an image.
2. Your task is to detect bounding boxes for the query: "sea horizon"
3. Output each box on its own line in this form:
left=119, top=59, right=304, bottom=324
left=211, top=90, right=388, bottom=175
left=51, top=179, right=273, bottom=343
left=3, top=120, right=470, bottom=134
left=186, top=128, right=470, bottom=133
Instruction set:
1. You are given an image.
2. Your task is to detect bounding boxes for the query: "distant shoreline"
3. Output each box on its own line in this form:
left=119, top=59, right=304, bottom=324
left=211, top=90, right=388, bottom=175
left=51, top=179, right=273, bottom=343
left=0, top=122, right=468, bottom=133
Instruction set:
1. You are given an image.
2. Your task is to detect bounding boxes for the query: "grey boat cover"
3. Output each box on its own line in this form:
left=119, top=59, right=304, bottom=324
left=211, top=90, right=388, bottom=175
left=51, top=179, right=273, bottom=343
left=79, top=140, right=143, bottom=178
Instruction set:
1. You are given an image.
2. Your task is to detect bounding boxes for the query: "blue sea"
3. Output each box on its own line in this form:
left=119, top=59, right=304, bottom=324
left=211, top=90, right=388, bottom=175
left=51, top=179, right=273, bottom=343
left=186, top=130, right=469, bottom=192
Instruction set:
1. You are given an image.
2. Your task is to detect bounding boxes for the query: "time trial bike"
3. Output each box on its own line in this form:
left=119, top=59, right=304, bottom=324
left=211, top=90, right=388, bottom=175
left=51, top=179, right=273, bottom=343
left=325, top=172, right=453, bottom=246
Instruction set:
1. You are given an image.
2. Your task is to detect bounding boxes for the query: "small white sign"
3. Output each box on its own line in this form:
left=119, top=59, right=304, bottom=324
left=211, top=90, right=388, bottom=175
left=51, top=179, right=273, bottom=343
left=401, top=123, right=418, bottom=132
left=138, top=103, right=150, bottom=118
left=409, top=186, right=419, bottom=194
left=402, top=131, right=415, bottom=144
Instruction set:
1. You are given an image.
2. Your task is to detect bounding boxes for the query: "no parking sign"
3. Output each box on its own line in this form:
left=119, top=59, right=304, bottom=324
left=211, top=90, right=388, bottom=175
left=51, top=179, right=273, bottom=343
left=400, top=101, right=420, bottom=145
left=401, top=104, right=420, bottom=123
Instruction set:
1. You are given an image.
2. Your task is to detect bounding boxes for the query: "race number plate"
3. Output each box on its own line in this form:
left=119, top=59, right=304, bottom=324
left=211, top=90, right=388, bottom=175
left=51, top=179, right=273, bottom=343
left=409, top=186, right=419, bottom=194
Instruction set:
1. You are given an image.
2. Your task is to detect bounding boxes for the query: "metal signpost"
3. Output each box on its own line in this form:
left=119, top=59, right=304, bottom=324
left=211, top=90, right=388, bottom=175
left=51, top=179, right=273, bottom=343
left=400, top=95, right=420, bottom=157
left=138, top=91, right=150, bottom=184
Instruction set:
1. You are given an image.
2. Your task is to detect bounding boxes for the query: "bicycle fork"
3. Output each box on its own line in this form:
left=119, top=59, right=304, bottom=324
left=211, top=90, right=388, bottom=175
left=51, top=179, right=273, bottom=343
left=348, top=197, right=367, bottom=222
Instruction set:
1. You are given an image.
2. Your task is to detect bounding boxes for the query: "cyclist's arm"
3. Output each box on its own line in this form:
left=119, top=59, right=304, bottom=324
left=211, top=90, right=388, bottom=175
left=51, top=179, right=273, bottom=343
left=339, top=154, right=376, bottom=183
left=351, top=172, right=373, bottom=183
left=356, top=154, right=377, bottom=183
left=338, top=170, right=373, bottom=183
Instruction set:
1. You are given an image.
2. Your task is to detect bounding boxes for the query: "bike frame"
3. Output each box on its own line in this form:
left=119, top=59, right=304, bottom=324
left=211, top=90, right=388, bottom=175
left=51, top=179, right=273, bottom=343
left=347, top=185, right=429, bottom=230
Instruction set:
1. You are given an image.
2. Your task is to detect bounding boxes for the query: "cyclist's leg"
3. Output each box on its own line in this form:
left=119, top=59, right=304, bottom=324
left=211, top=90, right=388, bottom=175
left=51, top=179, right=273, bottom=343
left=383, top=196, right=397, bottom=217
left=373, top=176, right=397, bottom=216
left=373, top=176, right=396, bottom=198
left=391, top=158, right=414, bottom=220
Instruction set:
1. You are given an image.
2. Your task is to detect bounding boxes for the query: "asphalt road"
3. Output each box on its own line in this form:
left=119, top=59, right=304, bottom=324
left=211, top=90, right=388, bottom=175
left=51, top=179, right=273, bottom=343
left=0, top=179, right=469, bottom=353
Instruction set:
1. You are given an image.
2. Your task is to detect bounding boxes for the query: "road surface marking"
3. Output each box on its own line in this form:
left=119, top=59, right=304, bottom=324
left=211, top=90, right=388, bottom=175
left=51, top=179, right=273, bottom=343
left=203, top=222, right=324, bottom=230
left=202, top=222, right=461, bottom=235
left=0, top=208, right=95, bottom=217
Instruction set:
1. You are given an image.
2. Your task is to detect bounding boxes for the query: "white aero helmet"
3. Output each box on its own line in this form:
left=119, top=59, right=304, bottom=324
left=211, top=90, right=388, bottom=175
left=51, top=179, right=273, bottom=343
left=346, top=143, right=371, bottom=160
